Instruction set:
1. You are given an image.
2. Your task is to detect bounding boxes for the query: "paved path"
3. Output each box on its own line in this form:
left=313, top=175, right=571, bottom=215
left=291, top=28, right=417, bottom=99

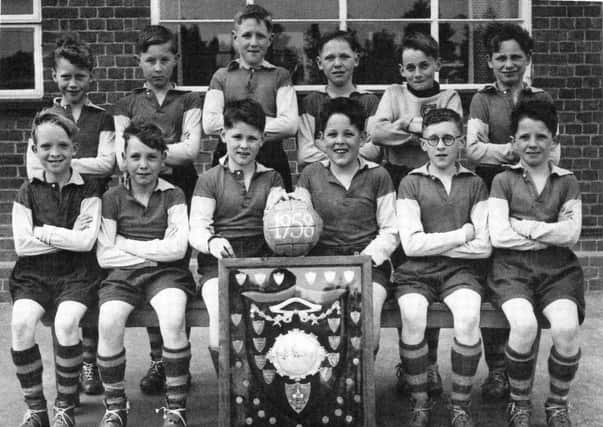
left=1, top=297, right=602, bottom=426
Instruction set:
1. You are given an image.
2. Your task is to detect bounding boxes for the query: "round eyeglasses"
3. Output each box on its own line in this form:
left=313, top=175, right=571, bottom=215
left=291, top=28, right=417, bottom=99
left=420, top=135, right=462, bottom=147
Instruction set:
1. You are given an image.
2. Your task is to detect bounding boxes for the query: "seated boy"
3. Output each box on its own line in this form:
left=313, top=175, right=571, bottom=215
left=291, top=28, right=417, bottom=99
left=96, top=121, right=194, bottom=427
left=189, top=99, right=284, bottom=373
left=10, top=111, right=103, bottom=427
left=394, top=108, right=491, bottom=426
left=293, top=97, right=398, bottom=356
left=488, top=100, right=584, bottom=427
left=297, top=30, right=380, bottom=167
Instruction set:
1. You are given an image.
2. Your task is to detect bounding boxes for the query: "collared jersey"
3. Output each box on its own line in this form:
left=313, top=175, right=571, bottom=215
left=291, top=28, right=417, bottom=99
left=12, top=171, right=102, bottom=257
left=467, top=84, right=559, bottom=165
left=369, top=83, right=462, bottom=168
left=397, top=164, right=491, bottom=259
left=297, top=89, right=380, bottom=165
left=489, top=163, right=581, bottom=250
left=190, top=160, right=283, bottom=245
left=27, top=99, right=115, bottom=179
left=295, top=159, right=398, bottom=265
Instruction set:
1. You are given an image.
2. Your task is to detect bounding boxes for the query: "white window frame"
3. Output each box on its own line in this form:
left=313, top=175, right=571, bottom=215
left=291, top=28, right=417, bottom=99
left=151, top=0, right=532, bottom=92
left=0, top=0, right=43, bottom=98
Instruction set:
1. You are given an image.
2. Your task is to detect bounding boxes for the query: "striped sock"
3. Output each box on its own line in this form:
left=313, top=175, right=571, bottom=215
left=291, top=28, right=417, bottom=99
left=426, top=328, right=440, bottom=365
left=505, top=344, right=536, bottom=403
left=55, top=341, right=82, bottom=405
left=11, top=345, right=46, bottom=410
left=98, top=349, right=127, bottom=409
left=164, top=344, right=191, bottom=409
left=450, top=338, right=482, bottom=405
left=547, top=346, right=580, bottom=406
left=82, top=327, right=98, bottom=365
left=399, top=338, right=429, bottom=402
left=147, top=327, right=163, bottom=360
left=483, top=328, right=508, bottom=372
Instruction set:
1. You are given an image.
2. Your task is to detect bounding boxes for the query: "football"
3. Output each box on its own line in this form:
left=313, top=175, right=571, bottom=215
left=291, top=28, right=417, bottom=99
left=264, top=199, right=323, bottom=256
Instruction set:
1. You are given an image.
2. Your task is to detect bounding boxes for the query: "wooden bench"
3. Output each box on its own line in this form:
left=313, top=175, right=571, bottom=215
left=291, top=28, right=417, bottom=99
left=41, top=298, right=510, bottom=329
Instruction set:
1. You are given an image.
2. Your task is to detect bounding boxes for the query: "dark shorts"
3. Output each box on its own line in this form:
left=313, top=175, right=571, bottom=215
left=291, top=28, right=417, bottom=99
left=392, top=256, right=485, bottom=303
left=10, top=252, right=103, bottom=311
left=307, top=244, right=392, bottom=289
left=98, top=262, right=195, bottom=308
left=197, top=236, right=273, bottom=283
left=488, top=247, right=585, bottom=324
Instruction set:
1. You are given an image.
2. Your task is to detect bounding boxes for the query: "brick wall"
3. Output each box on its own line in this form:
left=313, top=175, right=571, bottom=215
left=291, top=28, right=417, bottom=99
left=0, top=0, right=602, bottom=300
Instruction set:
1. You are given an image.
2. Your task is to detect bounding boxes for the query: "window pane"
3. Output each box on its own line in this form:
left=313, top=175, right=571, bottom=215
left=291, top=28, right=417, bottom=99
left=349, top=22, right=430, bottom=85
left=0, top=28, right=35, bottom=90
left=160, top=0, right=244, bottom=20
left=348, top=0, right=429, bottom=19
left=438, top=23, right=493, bottom=84
left=1, top=0, right=33, bottom=15
left=440, top=0, right=519, bottom=19
left=259, top=0, right=338, bottom=19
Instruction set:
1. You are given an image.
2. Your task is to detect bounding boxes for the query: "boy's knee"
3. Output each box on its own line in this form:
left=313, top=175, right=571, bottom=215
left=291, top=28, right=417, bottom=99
left=11, top=315, right=37, bottom=342
left=159, top=312, right=186, bottom=335
left=98, top=311, right=126, bottom=339
left=400, top=304, right=428, bottom=332
left=54, top=314, right=80, bottom=337
left=508, top=313, right=538, bottom=341
left=453, top=310, right=480, bottom=336
left=550, top=322, right=579, bottom=350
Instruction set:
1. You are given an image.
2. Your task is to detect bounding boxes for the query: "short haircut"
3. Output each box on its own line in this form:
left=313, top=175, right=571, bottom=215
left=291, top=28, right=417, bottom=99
left=422, top=108, right=463, bottom=133
left=137, top=25, right=177, bottom=54
left=223, top=99, right=266, bottom=133
left=32, top=109, right=78, bottom=145
left=53, top=36, right=94, bottom=71
left=234, top=4, right=273, bottom=33
left=400, top=32, right=439, bottom=61
left=317, top=30, right=361, bottom=54
left=511, top=100, right=558, bottom=136
left=317, top=97, right=366, bottom=132
left=123, top=120, right=168, bottom=152
left=483, top=23, right=533, bottom=56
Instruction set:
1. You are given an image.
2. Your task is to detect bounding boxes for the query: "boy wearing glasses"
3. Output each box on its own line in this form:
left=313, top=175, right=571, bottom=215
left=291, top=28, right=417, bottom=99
left=393, top=109, right=491, bottom=427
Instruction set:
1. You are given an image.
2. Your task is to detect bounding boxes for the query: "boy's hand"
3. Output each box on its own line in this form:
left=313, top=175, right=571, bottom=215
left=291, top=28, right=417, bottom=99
left=209, top=237, right=235, bottom=259
left=73, top=214, right=93, bottom=231
left=462, top=223, right=475, bottom=242
left=407, top=117, right=423, bottom=134
left=265, top=187, right=290, bottom=211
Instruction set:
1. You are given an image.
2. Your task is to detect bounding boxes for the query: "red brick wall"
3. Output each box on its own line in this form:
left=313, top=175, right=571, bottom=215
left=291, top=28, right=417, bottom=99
left=0, top=0, right=602, bottom=299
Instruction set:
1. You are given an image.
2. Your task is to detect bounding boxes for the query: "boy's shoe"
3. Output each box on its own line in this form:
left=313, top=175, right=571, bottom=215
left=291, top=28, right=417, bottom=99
left=427, top=363, right=443, bottom=396
left=80, top=361, right=104, bottom=395
left=51, top=404, right=75, bottom=427
left=409, top=398, right=434, bottom=427
left=20, top=409, right=49, bottom=427
left=156, top=407, right=187, bottom=427
left=448, top=401, right=474, bottom=427
left=545, top=402, right=572, bottom=427
left=481, top=368, right=509, bottom=401
left=98, top=400, right=129, bottom=427
left=140, top=360, right=166, bottom=395
left=507, top=400, right=532, bottom=427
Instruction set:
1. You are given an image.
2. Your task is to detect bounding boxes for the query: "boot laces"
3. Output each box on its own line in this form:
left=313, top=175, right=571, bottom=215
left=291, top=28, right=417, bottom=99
left=155, top=407, right=187, bottom=426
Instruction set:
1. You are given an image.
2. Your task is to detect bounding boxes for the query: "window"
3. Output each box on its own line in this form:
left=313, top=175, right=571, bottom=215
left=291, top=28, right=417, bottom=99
left=151, top=0, right=531, bottom=91
left=0, top=0, right=43, bottom=98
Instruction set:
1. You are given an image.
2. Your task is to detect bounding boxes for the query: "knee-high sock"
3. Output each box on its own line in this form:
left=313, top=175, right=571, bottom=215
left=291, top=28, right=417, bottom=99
left=164, top=344, right=192, bottom=409
left=98, top=349, right=127, bottom=409
left=81, top=327, right=98, bottom=365
left=451, top=338, right=482, bottom=405
left=147, top=327, right=163, bottom=360
left=547, top=346, right=580, bottom=406
left=12, top=345, right=46, bottom=410
left=505, top=344, right=536, bottom=403
left=483, top=327, right=508, bottom=372
left=55, top=341, right=82, bottom=406
left=399, top=338, right=429, bottom=402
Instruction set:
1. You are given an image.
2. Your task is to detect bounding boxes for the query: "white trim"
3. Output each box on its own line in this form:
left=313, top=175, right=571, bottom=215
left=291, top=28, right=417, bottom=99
left=0, top=0, right=41, bottom=23
left=0, top=24, right=43, bottom=99
left=150, top=0, right=160, bottom=23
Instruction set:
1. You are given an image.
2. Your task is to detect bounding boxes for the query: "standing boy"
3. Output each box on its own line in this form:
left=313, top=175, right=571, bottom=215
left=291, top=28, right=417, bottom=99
left=394, top=108, right=491, bottom=426
left=293, top=97, right=399, bottom=356
left=297, top=30, right=380, bottom=168
left=26, top=37, right=115, bottom=396
left=113, top=25, right=201, bottom=394
left=96, top=121, right=194, bottom=427
left=189, top=99, right=284, bottom=373
left=202, top=4, right=298, bottom=191
left=488, top=100, right=584, bottom=427
left=11, top=111, right=104, bottom=427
